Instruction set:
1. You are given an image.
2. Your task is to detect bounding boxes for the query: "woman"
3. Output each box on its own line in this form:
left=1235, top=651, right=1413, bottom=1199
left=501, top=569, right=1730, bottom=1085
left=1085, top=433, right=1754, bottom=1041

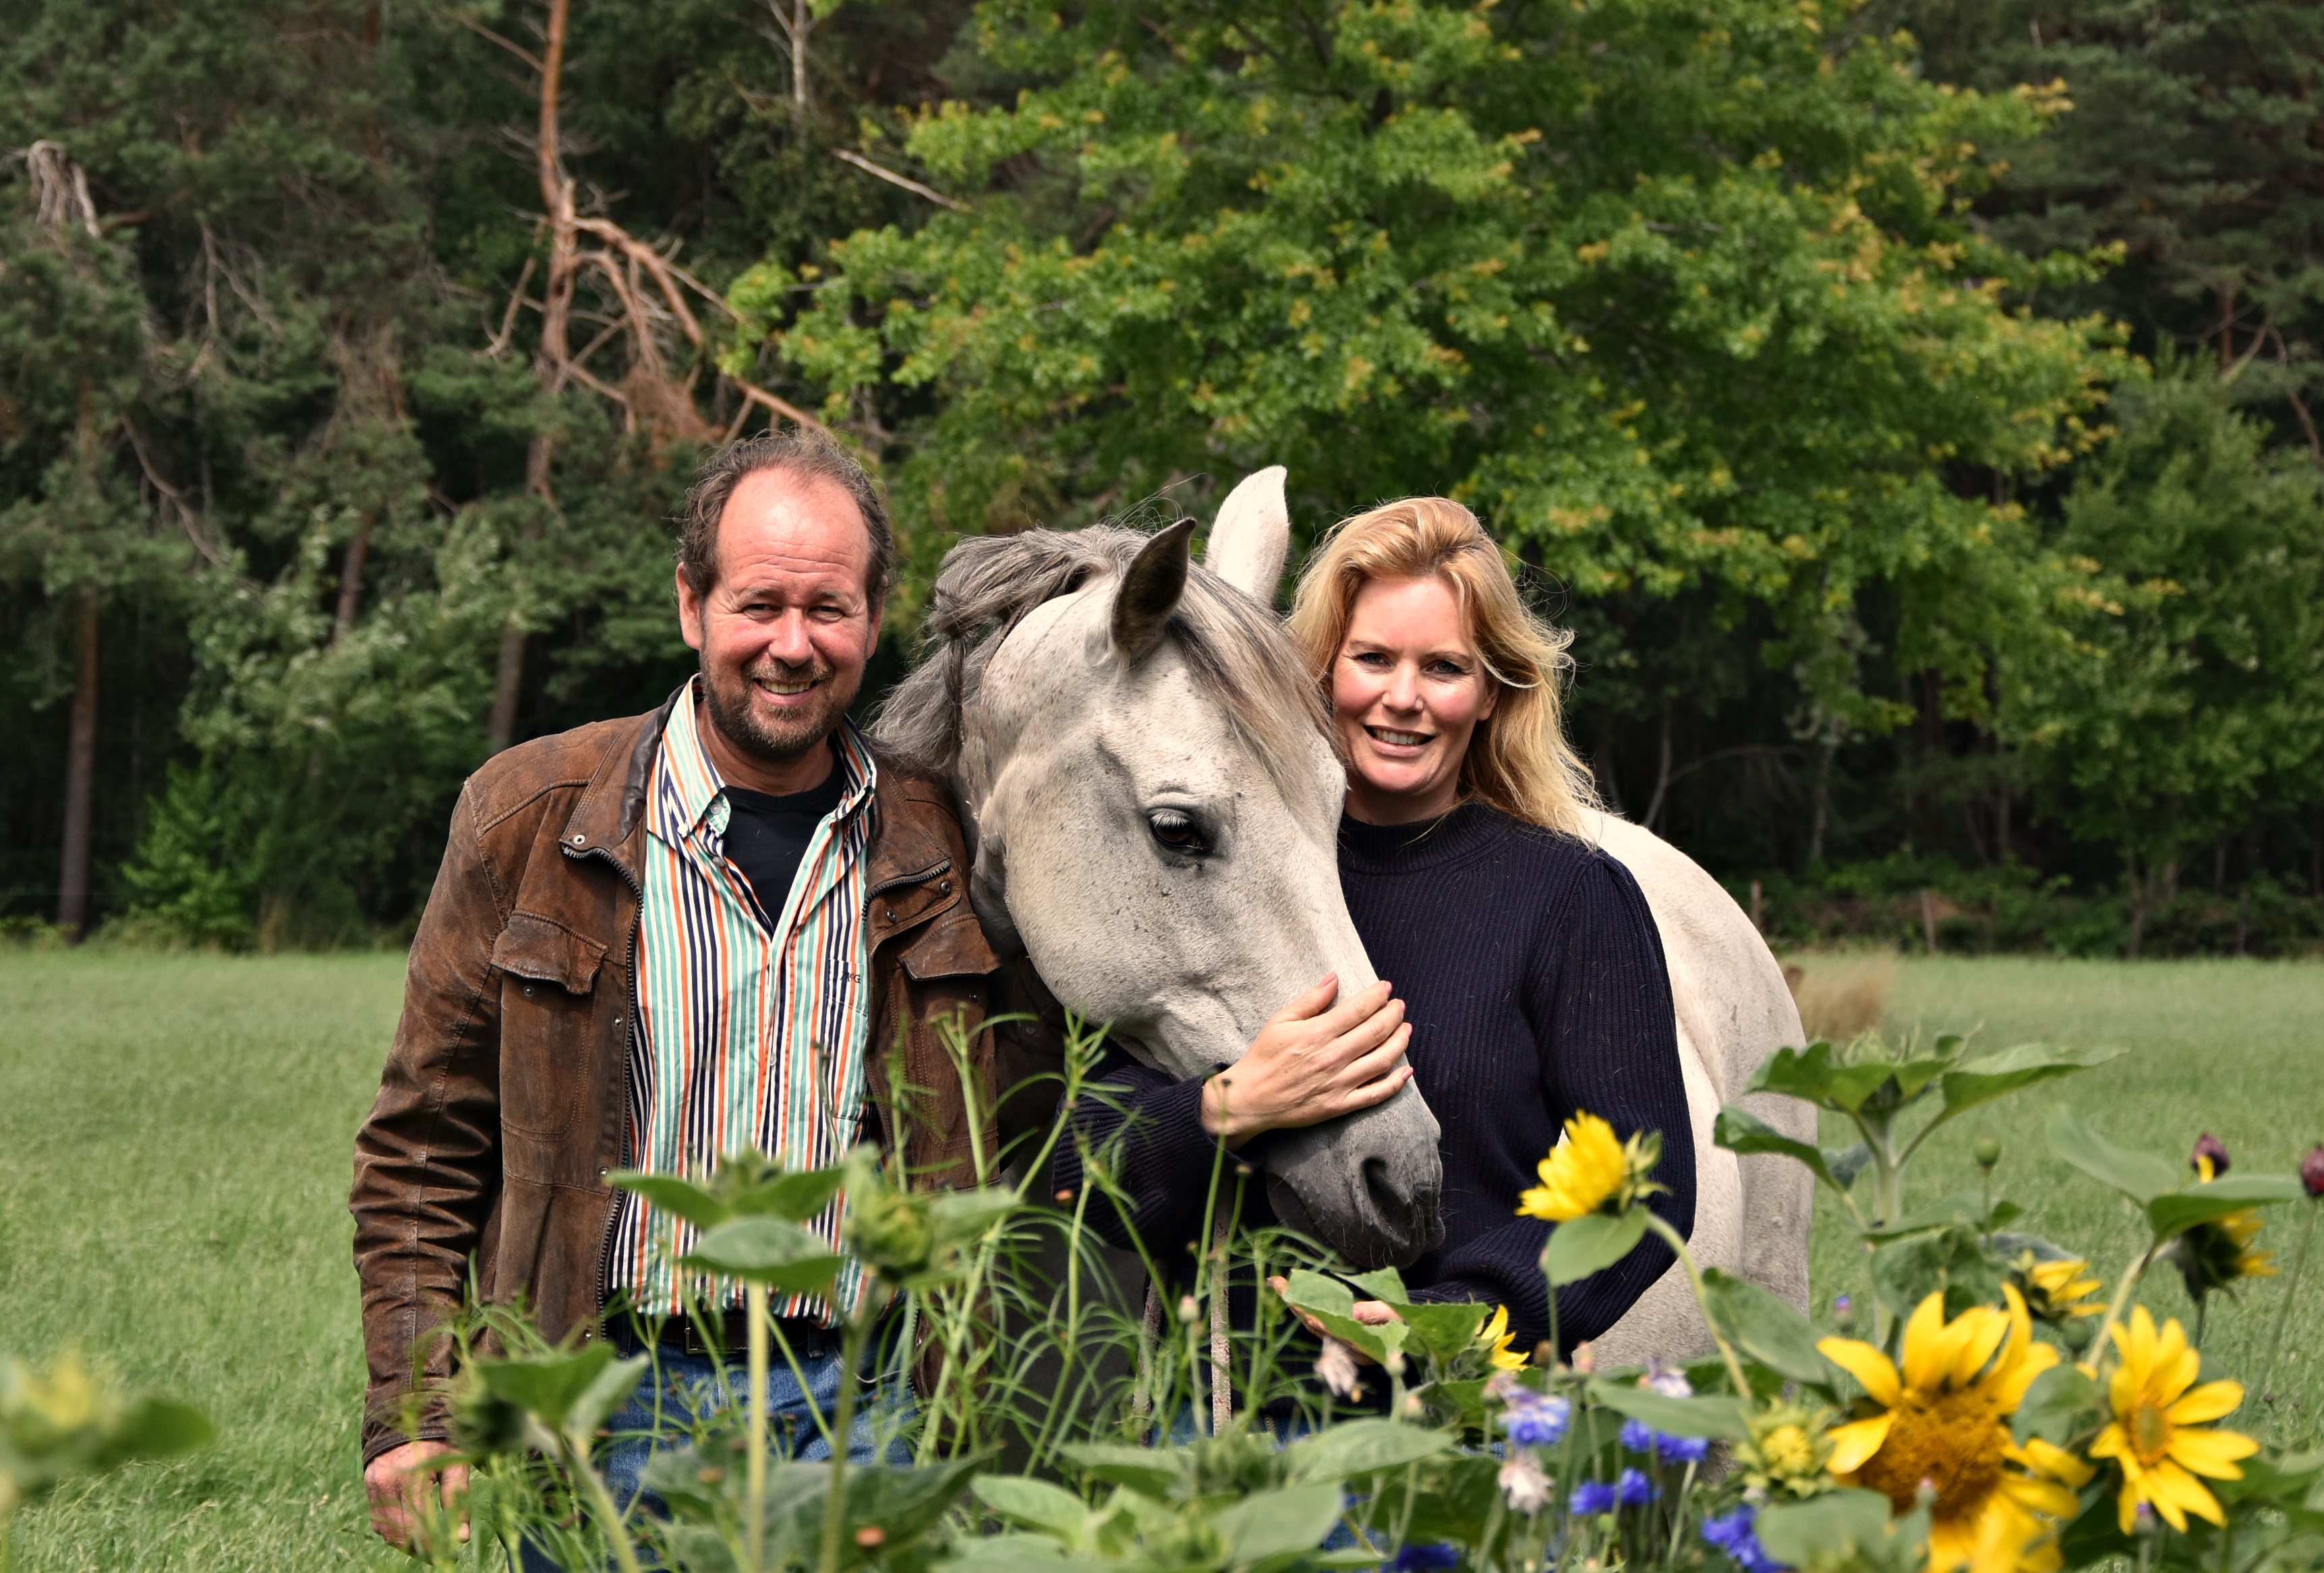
left=1053, top=497, right=1693, bottom=1363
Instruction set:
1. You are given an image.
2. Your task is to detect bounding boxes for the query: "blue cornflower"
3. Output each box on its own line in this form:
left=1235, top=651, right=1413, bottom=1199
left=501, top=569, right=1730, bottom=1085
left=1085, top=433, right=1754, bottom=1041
left=1618, top=1417, right=1710, bottom=1464
left=1503, top=1390, right=1571, bottom=1448
left=1569, top=1480, right=1617, bottom=1516
left=1702, top=1506, right=1785, bottom=1573
left=1615, top=1468, right=1658, bottom=1506
left=1389, top=1543, right=1461, bottom=1573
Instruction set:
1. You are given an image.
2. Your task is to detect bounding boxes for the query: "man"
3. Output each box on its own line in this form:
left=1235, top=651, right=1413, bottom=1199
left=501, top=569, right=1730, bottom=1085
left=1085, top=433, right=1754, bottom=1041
left=352, top=430, right=1047, bottom=1551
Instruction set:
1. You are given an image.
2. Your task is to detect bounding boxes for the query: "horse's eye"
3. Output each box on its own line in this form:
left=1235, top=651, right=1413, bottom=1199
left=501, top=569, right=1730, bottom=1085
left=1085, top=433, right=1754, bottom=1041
left=1147, top=809, right=1209, bottom=855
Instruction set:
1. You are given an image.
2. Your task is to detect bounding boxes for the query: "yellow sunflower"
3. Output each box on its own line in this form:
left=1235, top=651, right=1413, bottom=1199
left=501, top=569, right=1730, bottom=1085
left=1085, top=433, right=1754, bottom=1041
left=2012, top=1253, right=2105, bottom=1323
left=1818, top=1288, right=2091, bottom=1573
left=1477, top=1305, right=1528, bottom=1371
left=2085, top=1305, right=2259, bottom=1533
left=1518, top=1112, right=1661, bottom=1221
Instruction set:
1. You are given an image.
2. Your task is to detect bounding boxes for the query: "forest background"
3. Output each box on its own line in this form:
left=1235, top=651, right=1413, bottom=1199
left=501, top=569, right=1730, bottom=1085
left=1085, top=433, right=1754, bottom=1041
left=4, top=0, right=2322, bottom=959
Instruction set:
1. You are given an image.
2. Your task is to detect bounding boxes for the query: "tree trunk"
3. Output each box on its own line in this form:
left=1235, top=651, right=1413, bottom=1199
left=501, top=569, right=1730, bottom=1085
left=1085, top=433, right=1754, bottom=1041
left=57, top=591, right=99, bottom=942
left=2125, top=854, right=2147, bottom=960
left=332, top=510, right=374, bottom=643
left=1994, top=781, right=2011, bottom=864
left=1806, top=735, right=1836, bottom=868
left=485, top=621, right=527, bottom=755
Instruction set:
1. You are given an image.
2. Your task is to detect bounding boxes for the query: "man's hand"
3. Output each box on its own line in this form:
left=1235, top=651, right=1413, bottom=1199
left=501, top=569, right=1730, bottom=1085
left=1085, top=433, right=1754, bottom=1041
left=1267, top=1274, right=1400, bottom=1364
left=1200, top=973, right=1412, bottom=1145
left=365, top=1439, right=469, bottom=1553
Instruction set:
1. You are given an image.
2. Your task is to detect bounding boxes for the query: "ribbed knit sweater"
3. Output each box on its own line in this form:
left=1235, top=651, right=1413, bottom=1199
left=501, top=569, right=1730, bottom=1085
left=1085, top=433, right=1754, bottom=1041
left=1052, top=801, right=1695, bottom=1358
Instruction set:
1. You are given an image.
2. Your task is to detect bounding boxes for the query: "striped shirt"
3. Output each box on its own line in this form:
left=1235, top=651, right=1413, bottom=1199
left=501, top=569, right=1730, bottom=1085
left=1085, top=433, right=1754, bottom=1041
left=605, top=681, right=877, bottom=1321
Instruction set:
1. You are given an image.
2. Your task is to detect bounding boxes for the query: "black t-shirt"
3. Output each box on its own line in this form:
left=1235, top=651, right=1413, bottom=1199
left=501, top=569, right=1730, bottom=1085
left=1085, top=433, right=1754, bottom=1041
left=720, top=764, right=848, bottom=932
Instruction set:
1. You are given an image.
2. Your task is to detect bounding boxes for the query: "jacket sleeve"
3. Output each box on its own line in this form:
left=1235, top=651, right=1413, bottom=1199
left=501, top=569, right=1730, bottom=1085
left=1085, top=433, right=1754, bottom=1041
left=349, top=782, right=508, bottom=1466
left=1049, top=1045, right=1237, bottom=1258
left=1405, top=854, right=1695, bottom=1358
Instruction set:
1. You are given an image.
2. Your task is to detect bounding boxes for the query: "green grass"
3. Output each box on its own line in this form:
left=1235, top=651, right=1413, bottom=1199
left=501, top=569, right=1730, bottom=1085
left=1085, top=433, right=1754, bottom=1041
left=1803, top=956, right=2324, bottom=1444
left=0, top=952, right=2319, bottom=1568
left=0, top=952, right=409, bottom=1572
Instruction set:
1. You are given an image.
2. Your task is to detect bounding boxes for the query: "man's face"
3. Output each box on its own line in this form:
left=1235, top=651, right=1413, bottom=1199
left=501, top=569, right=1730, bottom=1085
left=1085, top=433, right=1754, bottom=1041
left=676, top=468, right=882, bottom=768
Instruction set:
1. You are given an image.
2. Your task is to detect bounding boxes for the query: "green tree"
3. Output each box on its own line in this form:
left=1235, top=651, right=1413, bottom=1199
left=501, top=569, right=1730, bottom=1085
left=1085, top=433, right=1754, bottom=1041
left=772, top=0, right=2124, bottom=851
left=2014, top=358, right=2324, bottom=952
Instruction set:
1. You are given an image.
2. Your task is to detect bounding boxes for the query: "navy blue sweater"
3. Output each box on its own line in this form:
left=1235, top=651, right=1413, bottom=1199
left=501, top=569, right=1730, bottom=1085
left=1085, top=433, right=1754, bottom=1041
left=1052, top=802, right=1695, bottom=1358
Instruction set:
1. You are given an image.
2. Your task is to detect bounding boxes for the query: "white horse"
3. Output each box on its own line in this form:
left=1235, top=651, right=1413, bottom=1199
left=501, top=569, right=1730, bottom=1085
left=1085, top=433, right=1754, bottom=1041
left=877, top=471, right=1814, bottom=1358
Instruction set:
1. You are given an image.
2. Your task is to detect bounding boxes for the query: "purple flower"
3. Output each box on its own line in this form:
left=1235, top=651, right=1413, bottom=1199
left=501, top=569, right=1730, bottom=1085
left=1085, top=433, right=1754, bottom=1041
left=1704, top=1506, right=1786, bottom=1573
left=1615, top=1468, right=1658, bottom=1506
left=1390, top=1543, right=1461, bottom=1573
left=2300, top=1145, right=2324, bottom=1199
left=1569, top=1480, right=1617, bottom=1516
left=1618, top=1417, right=1710, bottom=1464
left=1503, top=1389, right=1571, bottom=1448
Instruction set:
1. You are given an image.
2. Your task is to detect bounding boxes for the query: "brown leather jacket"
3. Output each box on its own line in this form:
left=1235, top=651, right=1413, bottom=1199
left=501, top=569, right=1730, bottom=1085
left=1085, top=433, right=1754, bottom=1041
left=349, top=692, right=1054, bottom=1466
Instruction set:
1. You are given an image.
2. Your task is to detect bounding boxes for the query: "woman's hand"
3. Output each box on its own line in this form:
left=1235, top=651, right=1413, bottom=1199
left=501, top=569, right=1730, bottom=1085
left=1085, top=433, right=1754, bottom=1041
left=1201, top=973, right=1412, bottom=1146
left=1266, top=1274, right=1400, bottom=1364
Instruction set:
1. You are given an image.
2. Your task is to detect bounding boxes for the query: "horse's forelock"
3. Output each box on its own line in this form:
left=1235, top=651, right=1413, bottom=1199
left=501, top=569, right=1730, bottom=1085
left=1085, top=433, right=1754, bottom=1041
left=871, top=525, right=1331, bottom=810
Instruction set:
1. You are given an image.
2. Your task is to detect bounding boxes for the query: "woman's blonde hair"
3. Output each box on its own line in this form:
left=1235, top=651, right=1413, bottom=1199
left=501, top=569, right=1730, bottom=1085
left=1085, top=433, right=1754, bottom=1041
left=1286, top=496, right=1599, bottom=836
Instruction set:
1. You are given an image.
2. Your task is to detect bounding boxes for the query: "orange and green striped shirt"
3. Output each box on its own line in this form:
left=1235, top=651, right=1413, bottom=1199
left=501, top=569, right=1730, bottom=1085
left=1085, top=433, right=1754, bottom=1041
left=606, top=683, right=877, bottom=1321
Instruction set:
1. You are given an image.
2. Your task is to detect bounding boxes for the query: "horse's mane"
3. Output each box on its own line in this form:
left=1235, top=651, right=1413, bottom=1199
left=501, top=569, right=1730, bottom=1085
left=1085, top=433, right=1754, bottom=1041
left=872, top=526, right=1331, bottom=810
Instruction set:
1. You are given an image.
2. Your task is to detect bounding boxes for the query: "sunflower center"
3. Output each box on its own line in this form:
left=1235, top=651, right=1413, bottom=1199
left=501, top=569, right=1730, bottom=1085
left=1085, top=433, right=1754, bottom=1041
left=1762, top=1425, right=1814, bottom=1477
left=1853, top=1388, right=2008, bottom=1521
left=2129, top=1400, right=2174, bottom=1465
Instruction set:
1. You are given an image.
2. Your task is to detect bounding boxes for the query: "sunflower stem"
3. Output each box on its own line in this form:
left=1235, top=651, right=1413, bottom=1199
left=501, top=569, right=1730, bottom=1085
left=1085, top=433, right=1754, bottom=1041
left=2088, top=1244, right=2157, bottom=1383
left=1642, top=1212, right=1753, bottom=1400
left=2255, top=1199, right=2317, bottom=1434
left=747, top=1279, right=769, bottom=1573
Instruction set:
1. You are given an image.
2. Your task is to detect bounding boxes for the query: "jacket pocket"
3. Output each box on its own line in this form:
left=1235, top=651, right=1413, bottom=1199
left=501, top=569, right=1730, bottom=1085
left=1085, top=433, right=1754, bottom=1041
left=900, top=900, right=1001, bottom=982
left=490, top=911, right=606, bottom=1139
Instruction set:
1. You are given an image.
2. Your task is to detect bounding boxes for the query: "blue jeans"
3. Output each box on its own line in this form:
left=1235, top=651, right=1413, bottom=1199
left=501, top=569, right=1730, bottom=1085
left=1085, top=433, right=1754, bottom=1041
left=519, top=1323, right=909, bottom=1571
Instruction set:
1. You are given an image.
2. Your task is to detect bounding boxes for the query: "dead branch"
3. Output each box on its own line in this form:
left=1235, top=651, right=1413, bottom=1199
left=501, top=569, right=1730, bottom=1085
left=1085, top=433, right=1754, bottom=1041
left=444, top=7, right=545, bottom=73
left=484, top=254, right=536, bottom=359
left=120, top=416, right=226, bottom=567
left=832, top=148, right=967, bottom=212
left=22, top=141, right=100, bottom=237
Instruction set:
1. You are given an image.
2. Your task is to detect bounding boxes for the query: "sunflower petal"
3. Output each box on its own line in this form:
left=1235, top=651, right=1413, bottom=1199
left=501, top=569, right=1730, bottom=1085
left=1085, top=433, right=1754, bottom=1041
left=2147, top=1460, right=2226, bottom=1527
left=2012, top=1437, right=2096, bottom=1489
left=2166, top=1380, right=2244, bottom=1426
left=1818, top=1337, right=1904, bottom=1407
left=1900, top=1293, right=1952, bottom=1391
left=1955, top=1301, right=2012, bottom=1385
left=1826, top=1413, right=1894, bottom=1476
left=2166, top=1426, right=2259, bottom=1479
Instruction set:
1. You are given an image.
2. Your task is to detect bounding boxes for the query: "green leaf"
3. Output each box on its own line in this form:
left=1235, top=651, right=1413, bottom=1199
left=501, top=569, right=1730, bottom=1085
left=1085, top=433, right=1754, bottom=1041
left=1342, top=1267, right=1410, bottom=1304
left=1749, top=1043, right=1898, bottom=1114
left=98, top=1399, right=212, bottom=1465
left=2145, top=1176, right=2305, bottom=1240
left=1714, top=1105, right=1847, bottom=1193
left=475, top=1344, right=639, bottom=1433
left=728, top=1166, right=848, bottom=1222
left=607, top=1171, right=731, bottom=1229
left=1869, top=1224, right=2006, bottom=1322
left=680, top=1217, right=846, bottom=1292
left=2047, top=1107, right=2181, bottom=1205
left=1860, top=1191, right=2022, bottom=1242
left=1396, top=1303, right=1492, bottom=1365
left=927, top=1187, right=1020, bottom=1246
left=1541, top=1207, right=1649, bottom=1286
left=1278, top=1269, right=1408, bottom=1365
left=1057, top=1443, right=1182, bottom=1501
left=1281, top=1419, right=1451, bottom=1483
left=972, top=1475, right=1092, bottom=1540
left=1212, top=1483, right=1345, bottom=1564
left=2013, top=1364, right=2103, bottom=1448
left=1700, top=1269, right=1835, bottom=1388
left=1757, top=1489, right=1928, bottom=1573
left=1938, top=1042, right=2123, bottom=1118
left=1584, top=1379, right=1750, bottom=1439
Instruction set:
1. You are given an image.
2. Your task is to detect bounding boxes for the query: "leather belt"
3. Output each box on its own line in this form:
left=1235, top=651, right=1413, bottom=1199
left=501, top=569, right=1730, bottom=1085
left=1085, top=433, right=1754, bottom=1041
left=616, top=1308, right=844, bottom=1360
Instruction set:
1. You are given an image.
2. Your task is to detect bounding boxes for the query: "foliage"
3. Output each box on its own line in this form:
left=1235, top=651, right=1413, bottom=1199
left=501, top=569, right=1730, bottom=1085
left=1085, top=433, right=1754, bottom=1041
left=348, top=1002, right=2324, bottom=1573
left=0, top=1348, right=209, bottom=1568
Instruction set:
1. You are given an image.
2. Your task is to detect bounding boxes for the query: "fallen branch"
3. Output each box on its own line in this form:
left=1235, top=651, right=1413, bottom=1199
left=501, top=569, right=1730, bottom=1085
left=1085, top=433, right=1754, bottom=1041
left=833, top=148, right=966, bottom=212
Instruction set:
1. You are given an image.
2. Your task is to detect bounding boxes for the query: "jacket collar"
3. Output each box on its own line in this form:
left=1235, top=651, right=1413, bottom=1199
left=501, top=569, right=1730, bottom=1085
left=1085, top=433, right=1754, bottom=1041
left=560, top=687, right=950, bottom=899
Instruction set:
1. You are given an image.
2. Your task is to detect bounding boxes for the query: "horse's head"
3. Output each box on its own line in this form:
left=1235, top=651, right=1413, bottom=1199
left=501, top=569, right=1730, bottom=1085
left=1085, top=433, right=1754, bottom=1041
left=876, top=473, right=1444, bottom=1269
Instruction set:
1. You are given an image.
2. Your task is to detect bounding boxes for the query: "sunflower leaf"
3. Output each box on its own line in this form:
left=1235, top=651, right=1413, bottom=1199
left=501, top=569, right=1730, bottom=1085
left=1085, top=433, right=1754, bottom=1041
left=1584, top=1380, right=1750, bottom=1439
left=1700, top=1269, right=1837, bottom=1389
left=1713, top=1105, right=1847, bottom=1195
left=1938, top=1042, right=2122, bottom=1118
left=2047, top=1107, right=2181, bottom=1205
left=2012, top=1363, right=2101, bottom=1447
left=1540, top=1207, right=1649, bottom=1286
left=2145, top=1176, right=2305, bottom=1240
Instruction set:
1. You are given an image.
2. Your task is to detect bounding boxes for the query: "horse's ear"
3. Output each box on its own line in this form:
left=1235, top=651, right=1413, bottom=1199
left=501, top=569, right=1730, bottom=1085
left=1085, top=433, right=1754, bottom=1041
left=1111, top=517, right=1196, bottom=663
left=1204, top=465, right=1289, bottom=603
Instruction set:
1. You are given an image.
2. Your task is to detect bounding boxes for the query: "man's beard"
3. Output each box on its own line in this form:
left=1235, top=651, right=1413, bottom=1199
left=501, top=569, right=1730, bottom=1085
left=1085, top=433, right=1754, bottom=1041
left=700, top=650, right=860, bottom=765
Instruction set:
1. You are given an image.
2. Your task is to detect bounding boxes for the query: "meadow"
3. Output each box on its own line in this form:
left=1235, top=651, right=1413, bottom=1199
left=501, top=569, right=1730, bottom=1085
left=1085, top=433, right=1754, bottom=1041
left=0, top=950, right=2317, bottom=1570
